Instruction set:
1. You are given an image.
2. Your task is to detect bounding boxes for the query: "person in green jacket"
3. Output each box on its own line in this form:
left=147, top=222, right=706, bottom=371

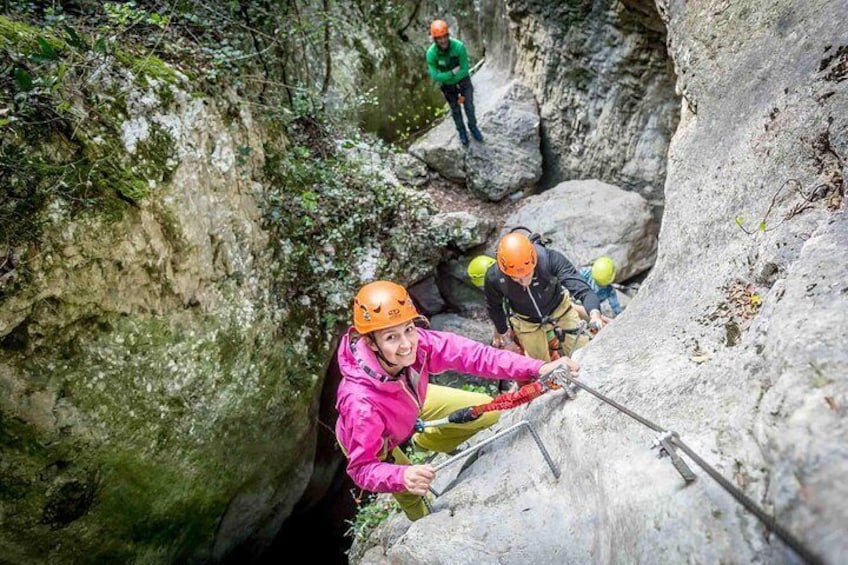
left=426, top=19, right=482, bottom=146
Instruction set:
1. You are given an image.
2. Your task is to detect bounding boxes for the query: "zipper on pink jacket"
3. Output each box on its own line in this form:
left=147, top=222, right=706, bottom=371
left=400, top=369, right=421, bottom=408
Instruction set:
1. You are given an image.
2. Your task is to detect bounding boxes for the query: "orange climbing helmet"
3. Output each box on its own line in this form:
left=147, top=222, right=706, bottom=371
left=430, top=20, right=450, bottom=39
left=497, top=232, right=538, bottom=278
left=353, top=281, right=420, bottom=334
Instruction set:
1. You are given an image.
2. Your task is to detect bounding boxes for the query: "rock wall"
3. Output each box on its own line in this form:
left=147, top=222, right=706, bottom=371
left=356, top=0, right=847, bottom=563
left=503, top=0, right=680, bottom=217
left=1, top=75, right=310, bottom=561
left=0, top=19, right=445, bottom=561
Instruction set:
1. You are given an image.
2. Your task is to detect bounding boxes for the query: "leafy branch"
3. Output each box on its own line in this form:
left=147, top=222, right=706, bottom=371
left=735, top=177, right=826, bottom=234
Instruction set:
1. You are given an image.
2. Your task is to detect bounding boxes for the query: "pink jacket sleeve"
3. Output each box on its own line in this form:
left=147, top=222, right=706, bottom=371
left=338, top=401, right=408, bottom=493
left=423, top=329, right=544, bottom=380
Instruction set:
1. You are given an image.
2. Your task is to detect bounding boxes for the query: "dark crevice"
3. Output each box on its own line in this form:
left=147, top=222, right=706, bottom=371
left=258, top=343, right=357, bottom=564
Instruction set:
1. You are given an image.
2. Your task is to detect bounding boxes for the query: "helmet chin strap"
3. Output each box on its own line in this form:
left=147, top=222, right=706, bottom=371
left=368, top=336, right=398, bottom=368
left=375, top=345, right=397, bottom=367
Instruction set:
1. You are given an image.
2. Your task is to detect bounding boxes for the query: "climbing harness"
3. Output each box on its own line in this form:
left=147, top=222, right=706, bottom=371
left=542, top=319, right=594, bottom=360
left=513, top=278, right=595, bottom=360
left=413, top=367, right=822, bottom=564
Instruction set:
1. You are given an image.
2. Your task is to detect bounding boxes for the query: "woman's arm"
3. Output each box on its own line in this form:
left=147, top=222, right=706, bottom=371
left=338, top=404, right=407, bottom=493
left=424, top=329, right=544, bottom=380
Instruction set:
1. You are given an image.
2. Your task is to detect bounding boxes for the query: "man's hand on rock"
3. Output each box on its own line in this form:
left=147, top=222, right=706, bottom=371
left=589, top=309, right=605, bottom=332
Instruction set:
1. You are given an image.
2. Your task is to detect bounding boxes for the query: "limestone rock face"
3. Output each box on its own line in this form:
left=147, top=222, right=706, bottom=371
left=429, top=313, right=491, bottom=345
left=503, top=179, right=658, bottom=280
left=1, top=82, right=310, bottom=562
left=505, top=0, right=680, bottom=218
left=431, top=211, right=496, bottom=251
left=356, top=1, right=848, bottom=563
left=463, top=81, right=544, bottom=201
left=0, top=62, right=443, bottom=563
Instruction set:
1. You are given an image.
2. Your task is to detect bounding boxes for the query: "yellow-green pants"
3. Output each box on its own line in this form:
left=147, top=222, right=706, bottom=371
left=510, top=293, right=589, bottom=362
left=389, top=384, right=500, bottom=521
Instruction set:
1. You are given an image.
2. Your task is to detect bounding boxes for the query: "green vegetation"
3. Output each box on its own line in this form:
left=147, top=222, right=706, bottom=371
left=345, top=494, right=399, bottom=547
left=0, top=11, right=179, bottom=292
left=461, top=381, right=498, bottom=396
left=261, top=116, right=443, bottom=339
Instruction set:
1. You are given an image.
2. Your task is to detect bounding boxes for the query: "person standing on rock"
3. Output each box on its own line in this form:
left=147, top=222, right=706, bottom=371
left=484, top=231, right=606, bottom=362
left=425, top=19, right=482, bottom=147
left=335, top=280, right=578, bottom=521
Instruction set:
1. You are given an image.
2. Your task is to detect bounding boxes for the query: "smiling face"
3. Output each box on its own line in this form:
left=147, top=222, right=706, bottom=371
left=435, top=34, right=450, bottom=49
left=368, top=320, right=419, bottom=374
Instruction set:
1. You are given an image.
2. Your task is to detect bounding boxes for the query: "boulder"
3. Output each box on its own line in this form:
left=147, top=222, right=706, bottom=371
left=431, top=211, right=495, bottom=252
left=390, top=152, right=430, bottom=187
left=503, top=179, right=658, bottom=280
left=407, top=276, right=446, bottom=317
left=429, top=313, right=491, bottom=345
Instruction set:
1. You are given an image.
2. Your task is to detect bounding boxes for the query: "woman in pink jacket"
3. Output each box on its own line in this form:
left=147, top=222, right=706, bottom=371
left=335, top=280, right=578, bottom=520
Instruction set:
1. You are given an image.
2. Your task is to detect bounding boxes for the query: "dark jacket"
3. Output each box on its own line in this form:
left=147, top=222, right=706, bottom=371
left=483, top=245, right=601, bottom=334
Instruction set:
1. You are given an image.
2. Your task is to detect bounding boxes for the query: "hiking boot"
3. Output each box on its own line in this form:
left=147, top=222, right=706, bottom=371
left=468, top=124, right=483, bottom=142
left=458, top=129, right=469, bottom=146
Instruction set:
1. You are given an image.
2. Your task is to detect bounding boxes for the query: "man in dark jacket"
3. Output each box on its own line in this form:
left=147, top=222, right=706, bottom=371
left=484, top=232, right=605, bottom=361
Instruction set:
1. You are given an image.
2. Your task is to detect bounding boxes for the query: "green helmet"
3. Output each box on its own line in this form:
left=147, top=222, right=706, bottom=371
left=467, top=255, right=497, bottom=288
left=591, top=256, right=616, bottom=287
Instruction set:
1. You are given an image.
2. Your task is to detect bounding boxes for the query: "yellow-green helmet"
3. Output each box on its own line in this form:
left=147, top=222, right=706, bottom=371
left=591, top=256, right=616, bottom=287
left=467, top=255, right=497, bottom=288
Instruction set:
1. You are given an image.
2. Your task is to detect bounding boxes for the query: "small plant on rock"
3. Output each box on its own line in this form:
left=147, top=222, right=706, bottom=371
left=345, top=493, right=399, bottom=547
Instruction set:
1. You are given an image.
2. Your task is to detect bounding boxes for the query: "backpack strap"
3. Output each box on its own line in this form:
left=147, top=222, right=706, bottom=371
left=508, top=226, right=551, bottom=247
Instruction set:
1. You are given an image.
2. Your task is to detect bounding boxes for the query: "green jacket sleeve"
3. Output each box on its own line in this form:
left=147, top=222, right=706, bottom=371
left=426, top=48, right=455, bottom=83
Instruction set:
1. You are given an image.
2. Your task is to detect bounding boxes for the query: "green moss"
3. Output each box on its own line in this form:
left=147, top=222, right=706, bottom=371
left=84, top=451, right=228, bottom=562
left=115, top=50, right=181, bottom=85
left=0, top=423, right=229, bottom=562
left=0, top=14, right=180, bottom=301
left=0, top=14, right=66, bottom=50
left=1, top=293, right=322, bottom=562
left=0, top=415, right=100, bottom=561
left=134, top=123, right=178, bottom=182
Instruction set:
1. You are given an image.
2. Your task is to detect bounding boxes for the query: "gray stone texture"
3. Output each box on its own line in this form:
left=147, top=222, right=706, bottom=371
left=431, top=211, right=496, bottom=251
left=503, top=179, right=658, bottom=281
left=505, top=0, right=680, bottom=220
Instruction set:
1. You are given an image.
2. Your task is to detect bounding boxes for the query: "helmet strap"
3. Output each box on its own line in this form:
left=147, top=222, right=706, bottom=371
left=364, top=333, right=398, bottom=369
left=374, top=342, right=398, bottom=368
